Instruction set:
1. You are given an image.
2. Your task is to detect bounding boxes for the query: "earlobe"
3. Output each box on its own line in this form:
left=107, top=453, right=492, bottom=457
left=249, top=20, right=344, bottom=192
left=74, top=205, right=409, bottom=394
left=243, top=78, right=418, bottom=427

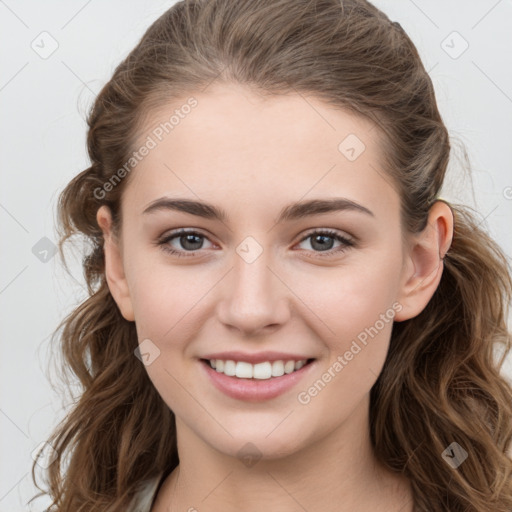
left=96, top=205, right=135, bottom=322
left=394, top=201, right=454, bottom=322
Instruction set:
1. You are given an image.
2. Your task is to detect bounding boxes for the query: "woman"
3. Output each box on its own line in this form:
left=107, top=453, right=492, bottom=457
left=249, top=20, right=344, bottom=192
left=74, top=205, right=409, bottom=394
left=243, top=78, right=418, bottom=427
left=32, top=0, right=512, bottom=510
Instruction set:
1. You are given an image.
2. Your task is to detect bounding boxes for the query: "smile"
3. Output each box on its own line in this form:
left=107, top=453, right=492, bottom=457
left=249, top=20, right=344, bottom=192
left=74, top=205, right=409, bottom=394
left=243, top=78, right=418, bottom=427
left=205, top=358, right=312, bottom=379
left=200, top=358, right=317, bottom=402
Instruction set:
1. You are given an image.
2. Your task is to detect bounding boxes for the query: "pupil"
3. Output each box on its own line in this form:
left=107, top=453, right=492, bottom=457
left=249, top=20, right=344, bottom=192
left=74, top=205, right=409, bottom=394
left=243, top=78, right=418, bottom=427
left=182, top=234, right=202, bottom=250
left=312, top=234, right=333, bottom=251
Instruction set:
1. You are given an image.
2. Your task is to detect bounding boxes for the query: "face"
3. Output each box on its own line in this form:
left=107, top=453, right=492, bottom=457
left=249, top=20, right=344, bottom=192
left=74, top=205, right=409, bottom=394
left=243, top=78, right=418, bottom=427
left=97, top=82, right=449, bottom=461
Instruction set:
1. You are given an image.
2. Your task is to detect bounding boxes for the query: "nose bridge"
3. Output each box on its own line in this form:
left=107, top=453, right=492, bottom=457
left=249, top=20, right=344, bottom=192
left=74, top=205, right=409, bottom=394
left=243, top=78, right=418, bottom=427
left=217, top=237, right=289, bottom=334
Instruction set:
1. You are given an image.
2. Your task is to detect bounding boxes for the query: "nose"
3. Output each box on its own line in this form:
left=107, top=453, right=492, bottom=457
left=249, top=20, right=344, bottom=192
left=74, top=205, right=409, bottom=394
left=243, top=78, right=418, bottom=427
left=216, top=247, right=290, bottom=337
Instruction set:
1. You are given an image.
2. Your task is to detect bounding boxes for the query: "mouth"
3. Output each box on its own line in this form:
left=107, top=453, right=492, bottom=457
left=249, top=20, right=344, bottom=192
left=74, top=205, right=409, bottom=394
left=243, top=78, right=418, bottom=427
left=200, top=357, right=316, bottom=380
left=199, top=357, right=317, bottom=402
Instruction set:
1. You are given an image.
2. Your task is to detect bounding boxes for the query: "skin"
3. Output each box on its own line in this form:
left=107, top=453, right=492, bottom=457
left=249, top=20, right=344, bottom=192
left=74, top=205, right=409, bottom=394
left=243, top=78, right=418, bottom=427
left=97, top=82, right=453, bottom=511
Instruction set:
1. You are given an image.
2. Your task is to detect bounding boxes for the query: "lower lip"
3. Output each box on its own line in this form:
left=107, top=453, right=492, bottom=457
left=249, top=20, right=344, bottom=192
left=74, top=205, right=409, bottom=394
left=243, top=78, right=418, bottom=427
left=199, top=359, right=317, bottom=402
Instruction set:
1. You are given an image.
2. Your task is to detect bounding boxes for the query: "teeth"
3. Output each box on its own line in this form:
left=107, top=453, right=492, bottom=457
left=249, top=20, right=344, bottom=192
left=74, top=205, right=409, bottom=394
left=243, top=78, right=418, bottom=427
left=253, top=362, right=272, bottom=379
left=236, top=361, right=253, bottom=378
left=223, top=360, right=236, bottom=376
left=272, top=360, right=284, bottom=377
left=284, top=360, right=295, bottom=374
left=295, top=360, right=306, bottom=370
left=210, top=359, right=309, bottom=379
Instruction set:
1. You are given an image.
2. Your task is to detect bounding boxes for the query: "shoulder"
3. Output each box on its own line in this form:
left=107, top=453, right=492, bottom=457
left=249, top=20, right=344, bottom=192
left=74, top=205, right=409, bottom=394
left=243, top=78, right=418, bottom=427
left=126, top=472, right=166, bottom=512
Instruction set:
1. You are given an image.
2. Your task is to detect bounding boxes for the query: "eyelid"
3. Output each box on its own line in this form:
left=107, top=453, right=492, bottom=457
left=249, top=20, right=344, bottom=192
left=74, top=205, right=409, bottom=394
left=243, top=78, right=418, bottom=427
left=298, top=227, right=355, bottom=243
left=156, top=226, right=356, bottom=259
left=157, top=228, right=216, bottom=248
left=158, top=226, right=355, bottom=244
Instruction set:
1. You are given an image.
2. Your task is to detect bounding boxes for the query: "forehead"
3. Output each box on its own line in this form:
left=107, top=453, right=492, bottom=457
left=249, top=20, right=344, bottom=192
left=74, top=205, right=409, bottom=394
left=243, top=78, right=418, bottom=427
left=123, top=83, right=399, bottom=220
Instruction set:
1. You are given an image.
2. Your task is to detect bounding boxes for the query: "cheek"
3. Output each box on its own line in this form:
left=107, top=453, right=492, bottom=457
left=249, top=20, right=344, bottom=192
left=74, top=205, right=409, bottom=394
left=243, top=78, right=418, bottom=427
left=292, top=252, right=401, bottom=342
left=290, top=253, right=401, bottom=391
left=127, top=254, right=208, bottom=341
left=293, top=273, right=397, bottom=431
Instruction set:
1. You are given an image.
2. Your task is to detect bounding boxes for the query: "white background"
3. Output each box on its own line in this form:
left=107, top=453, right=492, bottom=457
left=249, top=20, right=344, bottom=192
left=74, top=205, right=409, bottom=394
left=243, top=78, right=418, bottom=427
left=1, top=1, right=511, bottom=510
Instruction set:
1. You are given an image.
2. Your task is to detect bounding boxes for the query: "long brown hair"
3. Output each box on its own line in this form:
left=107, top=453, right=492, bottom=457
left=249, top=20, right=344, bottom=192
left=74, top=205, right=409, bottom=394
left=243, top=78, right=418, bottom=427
left=31, top=0, right=512, bottom=510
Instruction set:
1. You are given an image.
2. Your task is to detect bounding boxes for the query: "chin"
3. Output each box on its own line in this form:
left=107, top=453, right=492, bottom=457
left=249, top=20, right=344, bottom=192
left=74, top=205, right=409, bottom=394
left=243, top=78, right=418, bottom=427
left=201, top=426, right=312, bottom=463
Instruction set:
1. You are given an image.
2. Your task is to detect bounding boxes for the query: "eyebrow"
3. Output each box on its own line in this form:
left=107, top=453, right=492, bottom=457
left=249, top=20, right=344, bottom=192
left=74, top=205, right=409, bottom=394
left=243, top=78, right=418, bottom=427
left=142, top=197, right=374, bottom=223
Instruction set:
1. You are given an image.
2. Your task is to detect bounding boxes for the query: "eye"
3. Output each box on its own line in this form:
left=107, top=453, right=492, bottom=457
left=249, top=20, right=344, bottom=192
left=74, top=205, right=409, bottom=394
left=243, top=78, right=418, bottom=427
left=156, top=229, right=214, bottom=258
left=156, top=228, right=355, bottom=259
left=295, top=229, right=354, bottom=258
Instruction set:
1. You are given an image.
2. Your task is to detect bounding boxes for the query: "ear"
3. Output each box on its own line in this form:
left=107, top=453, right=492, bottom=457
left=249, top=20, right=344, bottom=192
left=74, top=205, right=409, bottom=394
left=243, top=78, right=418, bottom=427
left=96, top=205, right=135, bottom=322
left=394, top=200, right=454, bottom=322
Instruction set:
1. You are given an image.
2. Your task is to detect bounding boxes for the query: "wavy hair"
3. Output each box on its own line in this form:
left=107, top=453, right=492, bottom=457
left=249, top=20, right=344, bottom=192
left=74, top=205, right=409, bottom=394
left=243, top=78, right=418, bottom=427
left=31, top=0, right=512, bottom=510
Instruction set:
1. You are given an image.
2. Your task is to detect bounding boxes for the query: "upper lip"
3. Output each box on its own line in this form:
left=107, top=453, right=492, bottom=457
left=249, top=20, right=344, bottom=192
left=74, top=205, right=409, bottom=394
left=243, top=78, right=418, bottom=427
left=200, top=351, right=315, bottom=364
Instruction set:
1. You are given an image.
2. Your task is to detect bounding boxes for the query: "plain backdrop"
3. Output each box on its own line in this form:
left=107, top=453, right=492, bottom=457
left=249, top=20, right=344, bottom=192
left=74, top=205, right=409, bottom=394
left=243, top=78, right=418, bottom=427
left=1, top=1, right=511, bottom=510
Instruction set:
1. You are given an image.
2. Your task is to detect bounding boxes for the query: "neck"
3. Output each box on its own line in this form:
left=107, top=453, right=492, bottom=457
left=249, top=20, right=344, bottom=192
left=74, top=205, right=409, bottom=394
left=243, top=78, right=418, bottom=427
left=153, top=394, right=413, bottom=512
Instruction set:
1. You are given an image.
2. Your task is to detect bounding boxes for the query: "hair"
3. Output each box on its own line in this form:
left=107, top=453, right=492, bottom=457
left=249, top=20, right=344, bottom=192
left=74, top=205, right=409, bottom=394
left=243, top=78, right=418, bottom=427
left=31, top=0, right=512, bottom=510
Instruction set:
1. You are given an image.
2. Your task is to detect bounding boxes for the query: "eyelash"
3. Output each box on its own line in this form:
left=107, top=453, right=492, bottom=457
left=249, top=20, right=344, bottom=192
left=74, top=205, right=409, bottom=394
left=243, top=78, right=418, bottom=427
left=156, top=228, right=355, bottom=259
